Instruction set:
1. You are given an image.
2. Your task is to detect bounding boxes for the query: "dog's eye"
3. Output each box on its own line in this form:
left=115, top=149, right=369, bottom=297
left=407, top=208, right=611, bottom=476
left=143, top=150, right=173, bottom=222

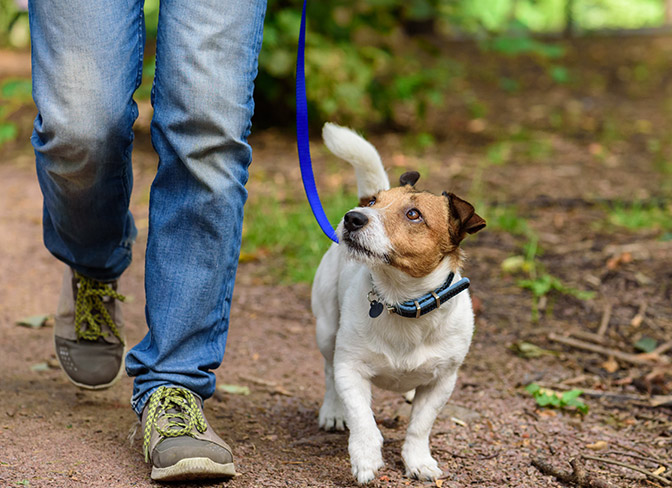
left=367, top=197, right=376, bottom=207
left=406, top=208, right=422, bottom=221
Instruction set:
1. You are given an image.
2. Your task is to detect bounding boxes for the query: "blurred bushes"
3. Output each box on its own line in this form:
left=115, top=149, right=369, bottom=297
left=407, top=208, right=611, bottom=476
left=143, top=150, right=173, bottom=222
left=0, top=0, right=667, bottom=130
left=255, top=0, right=665, bottom=129
left=255, top=1, right=462, bottom=129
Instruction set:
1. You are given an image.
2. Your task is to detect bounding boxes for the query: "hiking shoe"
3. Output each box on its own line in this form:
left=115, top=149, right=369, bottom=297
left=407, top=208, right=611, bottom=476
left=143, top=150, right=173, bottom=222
left=142, top=386, right=236, bottom=481
left=54, top=267, right=126, bottom=390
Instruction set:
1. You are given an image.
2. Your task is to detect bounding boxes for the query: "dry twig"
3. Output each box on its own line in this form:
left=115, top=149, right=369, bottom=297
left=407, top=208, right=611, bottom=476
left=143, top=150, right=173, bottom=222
left=548, top=333, right=669, bottom=366
left=604, top=451, right=672, bottom=471
left=582, top=455, right=672, bottom=486
left=531, top=457, right=614, bottom=488
left=597, top=303, right=613, bottom=338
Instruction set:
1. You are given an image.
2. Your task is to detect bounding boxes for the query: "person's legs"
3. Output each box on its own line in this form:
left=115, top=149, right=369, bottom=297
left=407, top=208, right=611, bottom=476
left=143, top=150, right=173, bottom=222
left=125, top=0, right=266, bottom=415
left=125, top=0, right=266, bottom=479
left=30, top=0, right=143, bottom=281
left=29, top=0, right=144, bottom=389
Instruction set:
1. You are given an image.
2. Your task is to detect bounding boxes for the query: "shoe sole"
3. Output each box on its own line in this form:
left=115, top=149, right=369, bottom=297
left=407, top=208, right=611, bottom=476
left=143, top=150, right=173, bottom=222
left=151, top=458, right=236, bottom=481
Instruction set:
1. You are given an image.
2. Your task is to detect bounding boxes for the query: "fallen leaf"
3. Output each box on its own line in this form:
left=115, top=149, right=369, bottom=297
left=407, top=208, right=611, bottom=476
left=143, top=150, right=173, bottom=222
left=501, top=255, right=526, bottom=274
left=649, top=395, right=672, bottom=407
left=606, top=251, right=632, bottom=270
left=586, top=440, right=608, bottom=450
left=511, top=341, right=558, bottom=359
left=634, top=337, right=657, bottom=353
left=451, top=417, right=466, bottom=427
left=272, top=386, right=293, bottom=397
left=30, top=362, right=50, bottom=372
left=217, top=384, right=250, bottom=396
left=601, top=356, right=619, bottom=373
left=471, top=295, right=483, bottom=315
left=16, top=314, right=51, bottom=329
left=239, top=375, right=276, bottom=387
left=435, top=479, right=444, bottom=487
left=467, top=118, right=486, bottom=133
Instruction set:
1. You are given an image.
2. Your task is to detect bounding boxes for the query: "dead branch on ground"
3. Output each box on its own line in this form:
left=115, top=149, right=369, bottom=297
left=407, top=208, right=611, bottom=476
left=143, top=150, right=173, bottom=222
left=548, top=333, right=669, bottom=366
left=582, top=455, right=671, bottom=486
left=531, top=457, right=614, bottom=488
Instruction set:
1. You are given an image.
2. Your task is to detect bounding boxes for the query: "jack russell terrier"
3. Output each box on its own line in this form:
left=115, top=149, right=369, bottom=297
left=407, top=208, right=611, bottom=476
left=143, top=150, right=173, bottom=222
left=312, top=123, right=485, bottom=484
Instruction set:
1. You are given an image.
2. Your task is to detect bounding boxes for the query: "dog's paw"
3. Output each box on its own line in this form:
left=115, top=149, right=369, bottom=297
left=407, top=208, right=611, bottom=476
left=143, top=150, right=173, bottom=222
left=349, top=433, right=384, bottom=484
left=318, top=399, right=346, bottom=431
left=403, top=456, right=442, bottom=481
left=351, top=456, right=384, bottom=484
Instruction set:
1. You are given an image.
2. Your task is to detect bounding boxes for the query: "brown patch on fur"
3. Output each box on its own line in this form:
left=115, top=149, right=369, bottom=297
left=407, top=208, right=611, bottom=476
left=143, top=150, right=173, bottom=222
left=369, top=187, right=484, bottom=278
left=370, top=187, right=452, bottom=277
left=444, top=192, right=487, bottom=244
left=358, top=195, right=377, bottom=207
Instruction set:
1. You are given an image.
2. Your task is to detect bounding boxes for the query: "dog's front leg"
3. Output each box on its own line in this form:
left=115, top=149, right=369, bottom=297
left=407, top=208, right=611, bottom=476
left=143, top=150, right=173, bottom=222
left=402, top=371, right=458, bottom=480
left=335, top=360, right=384, bottom=484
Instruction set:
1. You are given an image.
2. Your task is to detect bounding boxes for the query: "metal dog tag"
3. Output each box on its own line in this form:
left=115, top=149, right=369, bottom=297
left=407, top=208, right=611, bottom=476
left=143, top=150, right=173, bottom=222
left=369, top=300, right=384, bottom=318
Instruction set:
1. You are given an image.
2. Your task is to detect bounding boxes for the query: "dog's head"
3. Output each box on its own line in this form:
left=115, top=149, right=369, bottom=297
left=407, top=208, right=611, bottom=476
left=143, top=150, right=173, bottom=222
left=340, top=172, right=485, bottom=277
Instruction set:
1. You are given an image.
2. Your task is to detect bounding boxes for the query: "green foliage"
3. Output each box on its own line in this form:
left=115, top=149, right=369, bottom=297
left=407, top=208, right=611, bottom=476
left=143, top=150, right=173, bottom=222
left=482, top=205, right=529, bottom=235
left=575, top=0, right=663, bottom=30
left=134, top=56, right=155, bottom=101
left=0, top=78, right=31, bottom=148
left=1, top=78, right=32, bottom=102
left=606, top=202, right=672, bottom=232
left=0, top=0, right=28, bottom=48
left=525, top=383, right=588, bottom=415
left=518, top=273, right=596, bottom=301
left=483, top=36, right=565, bottom=59
left=0, top=122, right=18, bottom=146
left=242, top=189, right=356, bottom=283
left=255, top=2, right=463, bottom=129
left=499, top=233, right=595, bottom=322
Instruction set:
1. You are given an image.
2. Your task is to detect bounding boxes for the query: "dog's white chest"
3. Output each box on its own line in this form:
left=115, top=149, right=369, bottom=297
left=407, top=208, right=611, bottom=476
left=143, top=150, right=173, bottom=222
left=366, top=344, right=459, bottom=393
left=371, top=365, right=438, bottom=392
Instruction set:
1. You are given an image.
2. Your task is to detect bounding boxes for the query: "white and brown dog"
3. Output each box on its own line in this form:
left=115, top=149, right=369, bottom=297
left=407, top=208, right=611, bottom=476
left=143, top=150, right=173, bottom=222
left=312, top=123, right=485, bottom=484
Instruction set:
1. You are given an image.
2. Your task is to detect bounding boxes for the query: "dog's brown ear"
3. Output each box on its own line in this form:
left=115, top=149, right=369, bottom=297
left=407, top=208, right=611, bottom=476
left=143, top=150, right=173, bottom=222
left=443, top=191, right=486, bottom=241
left=399, top=171, right=420, bottom=187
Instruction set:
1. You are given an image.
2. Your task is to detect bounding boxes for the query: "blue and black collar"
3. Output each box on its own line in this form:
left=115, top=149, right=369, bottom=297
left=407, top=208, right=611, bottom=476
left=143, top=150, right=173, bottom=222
left=368, top=272, right=470, bottom=319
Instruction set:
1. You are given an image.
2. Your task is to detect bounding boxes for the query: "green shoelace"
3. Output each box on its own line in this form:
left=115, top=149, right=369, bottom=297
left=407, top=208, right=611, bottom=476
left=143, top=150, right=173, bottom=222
left=74, top=272, right=125, bottom=345
left=143, top=387, right=208, bottom=462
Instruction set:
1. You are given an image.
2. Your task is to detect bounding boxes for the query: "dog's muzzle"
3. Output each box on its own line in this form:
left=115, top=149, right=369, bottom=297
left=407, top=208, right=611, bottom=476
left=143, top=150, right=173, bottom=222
left=343, top=211, right=368, bottom=232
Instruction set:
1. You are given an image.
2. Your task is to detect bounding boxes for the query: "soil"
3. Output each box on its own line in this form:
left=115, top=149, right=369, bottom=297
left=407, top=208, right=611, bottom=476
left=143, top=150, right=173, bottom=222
left=1, top=36, right=671, bottom=488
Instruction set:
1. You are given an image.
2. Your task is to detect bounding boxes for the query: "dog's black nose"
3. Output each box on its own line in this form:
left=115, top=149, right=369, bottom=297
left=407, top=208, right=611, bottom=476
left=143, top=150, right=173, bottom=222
left=344, top=211, right=369, bottom=231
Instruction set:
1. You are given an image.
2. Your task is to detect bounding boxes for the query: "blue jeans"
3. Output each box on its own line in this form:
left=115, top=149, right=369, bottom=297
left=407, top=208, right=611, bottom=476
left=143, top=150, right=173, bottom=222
left=29, top=0, right=267, bottom=415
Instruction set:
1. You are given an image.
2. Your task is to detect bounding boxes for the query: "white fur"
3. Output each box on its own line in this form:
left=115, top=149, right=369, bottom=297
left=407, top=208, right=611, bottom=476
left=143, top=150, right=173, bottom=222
left=313, top=124, right=475, bottom=484
left=322, top=123, right=390, bottom=198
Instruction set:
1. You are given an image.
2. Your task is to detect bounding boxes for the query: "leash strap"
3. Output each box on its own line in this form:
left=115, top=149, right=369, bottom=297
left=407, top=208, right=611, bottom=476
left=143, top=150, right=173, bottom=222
left=296, top=0, right=339, bottom=243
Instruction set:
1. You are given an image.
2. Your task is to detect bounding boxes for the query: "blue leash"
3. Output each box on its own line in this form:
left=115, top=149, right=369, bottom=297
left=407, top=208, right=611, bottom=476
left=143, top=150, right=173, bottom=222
left=295, top=0, right=339, bottom=243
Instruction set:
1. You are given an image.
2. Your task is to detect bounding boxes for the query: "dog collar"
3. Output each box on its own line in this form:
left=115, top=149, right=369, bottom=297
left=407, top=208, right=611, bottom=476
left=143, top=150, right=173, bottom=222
left=367, top=272, right=470, bottom=319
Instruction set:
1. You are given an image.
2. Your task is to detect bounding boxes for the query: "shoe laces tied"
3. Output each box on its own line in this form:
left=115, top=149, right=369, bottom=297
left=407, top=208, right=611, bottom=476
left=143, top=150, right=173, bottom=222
left=143, top=387, right=208, bottom=462
left=74, top=272, right=125, bottom=345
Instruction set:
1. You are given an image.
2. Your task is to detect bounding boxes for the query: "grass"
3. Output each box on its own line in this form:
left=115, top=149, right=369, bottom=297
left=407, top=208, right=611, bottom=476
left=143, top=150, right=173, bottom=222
left=480, top=204, right=530, bottom=236
left=606, top=202, right=672, bottom=233
left=241, top=189, right=357, bottom=283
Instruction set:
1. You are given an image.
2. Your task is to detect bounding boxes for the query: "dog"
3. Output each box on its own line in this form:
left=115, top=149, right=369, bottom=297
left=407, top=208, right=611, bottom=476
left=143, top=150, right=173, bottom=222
left=312, top=123, right=485, bottom=484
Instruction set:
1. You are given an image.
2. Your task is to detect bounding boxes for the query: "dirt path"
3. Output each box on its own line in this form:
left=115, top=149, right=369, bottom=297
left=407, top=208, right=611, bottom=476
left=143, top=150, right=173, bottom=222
left=1, top=129, right=670, bottom=488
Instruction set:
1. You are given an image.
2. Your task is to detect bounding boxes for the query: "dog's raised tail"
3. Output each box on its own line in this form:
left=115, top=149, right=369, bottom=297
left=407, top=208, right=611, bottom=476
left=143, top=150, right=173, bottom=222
left=322, top=123, right=390, bottom=198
